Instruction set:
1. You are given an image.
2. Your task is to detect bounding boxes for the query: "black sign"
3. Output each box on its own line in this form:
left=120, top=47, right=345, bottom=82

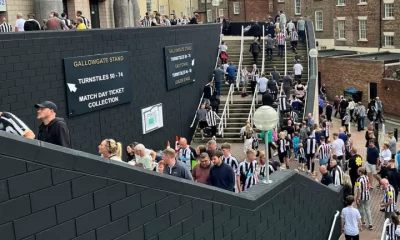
left=63, top=52, right=132, bottom=117
left=164, top=43, right=195, bottom=90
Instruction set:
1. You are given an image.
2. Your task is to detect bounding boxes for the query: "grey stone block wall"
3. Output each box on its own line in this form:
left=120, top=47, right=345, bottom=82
left=0, top=132, right=343, bottom=240
left=0, top=24, right=221, bottom=154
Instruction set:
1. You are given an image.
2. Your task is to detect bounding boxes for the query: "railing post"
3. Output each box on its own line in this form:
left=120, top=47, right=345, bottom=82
left=262, top=25, right=265, bottom=74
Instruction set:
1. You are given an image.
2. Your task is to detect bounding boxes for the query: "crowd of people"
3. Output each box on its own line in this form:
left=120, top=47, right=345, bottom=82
left=139, top=11, right=201, bottom=27
left=0, top=11, right=90, bottom=32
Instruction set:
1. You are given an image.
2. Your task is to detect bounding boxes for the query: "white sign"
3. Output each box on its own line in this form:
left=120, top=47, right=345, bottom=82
left=141, top=103, right=163, bottom=134
left=0, top=0, right=6, bottom=12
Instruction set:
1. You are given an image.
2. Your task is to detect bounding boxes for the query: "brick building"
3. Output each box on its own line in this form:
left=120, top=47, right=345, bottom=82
left=319, top=51, right=400, bottom=115
left=272, top=0, right=334, bottom=49
left=333, top=0, right=399, bottom=52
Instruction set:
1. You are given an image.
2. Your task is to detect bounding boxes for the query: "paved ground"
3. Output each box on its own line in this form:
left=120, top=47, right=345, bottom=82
left=192, top=116, right=400, bottom=240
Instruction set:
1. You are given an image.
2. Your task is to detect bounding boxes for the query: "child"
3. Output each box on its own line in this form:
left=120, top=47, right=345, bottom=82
left=252, top=131, right=260, bottom=153
left=292, top=132, right=300, bottom=160
left=386, top=213, right=400, bottom=240
left=284, top=131, right=292, bottom=165
left=206, top=106, right=220, bottom=141
left=298, top=143, right=306, bottom=171
left=342, top=110, right=350, bottom=133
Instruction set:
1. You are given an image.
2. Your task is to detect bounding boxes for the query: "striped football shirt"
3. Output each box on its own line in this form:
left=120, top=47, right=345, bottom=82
left=237, top=160, right=257, bottom=191
left=222, top=155, right=238, bottom=172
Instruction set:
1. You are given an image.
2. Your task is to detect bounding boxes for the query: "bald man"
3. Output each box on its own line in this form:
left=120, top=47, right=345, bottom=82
left=380, top=178, right=397, bottom=219
left=320, top=165, right=333, bottom=186
left=177, top=138, right=197, bottom=170
left=0, top=17, right=12, bottom=32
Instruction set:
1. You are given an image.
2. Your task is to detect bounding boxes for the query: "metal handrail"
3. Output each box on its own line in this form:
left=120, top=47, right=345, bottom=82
left=218, top=83, right=234, bottom=137
left=284, top=35, right=287, bottom=76
left=381, top=218, right=390, bottom=240
left=261, top=25, right=265, bottom=74
left=327, top=210, right=340, bottom=240
left=236, top=25, right=244, bottom=90
left=302, top=23, right=310, bottom=120
left=190, top=24, right=223, bottom=128
left=247, top=84, right=259, bottom=127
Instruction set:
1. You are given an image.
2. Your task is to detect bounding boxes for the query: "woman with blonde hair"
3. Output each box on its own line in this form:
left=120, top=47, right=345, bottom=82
left=98, top=139, right=122, bottom=161
left=342, top=174, right=353, bottom=206
left=241, top=120, right=254, bottom=153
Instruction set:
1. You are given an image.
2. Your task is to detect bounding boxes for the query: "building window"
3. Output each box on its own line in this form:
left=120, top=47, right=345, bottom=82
left=207, top=0, right=211, bottom=3
left=337, top=20, right=345, bottom=39
left=359, top=0, right=366, bottom=3
left=359, top=19, right=367, bottom=40
left=146, top=0, right=151, bottom=13
left=207, top=10, right=212, bottom=22
left=219, top=9, right=224, bottom=17
left=180, top=12, right=183, bottom=17
left=233, top=2, right=240, bottom=15
left=186, top=7, right=190, bottom=16
left=201, top=0, right=205, bottom=3
left=385, top=35, right=394, bottom=47
left=337, top=0, right=344, bottom=5
left=315, top=11, right=323, bottom=31
left=160, top=5, right=165, bottom=15
left=385, top=4, right=393, bottom=18
left=295, top=0, right=301, bottom=15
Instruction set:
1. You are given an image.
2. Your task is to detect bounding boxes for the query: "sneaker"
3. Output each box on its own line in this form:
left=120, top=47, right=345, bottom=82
left=212, top=136, right=216, bottom=140
left=202, top=136, right=205, bottom=140
left=368, top=225, right=373, bottom=230
left=362, top=222, right=366, bottom=226
left=225, top=82, right=229, bottom=85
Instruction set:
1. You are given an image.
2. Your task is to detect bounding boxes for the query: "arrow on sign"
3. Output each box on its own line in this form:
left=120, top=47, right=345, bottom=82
left=67, top=83, right=77, bottom=92
left=191, top=59, right=195, bottom=66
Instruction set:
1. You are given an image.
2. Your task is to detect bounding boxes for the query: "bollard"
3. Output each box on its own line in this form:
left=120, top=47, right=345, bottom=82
left=395, top=128, right=398, bottom=142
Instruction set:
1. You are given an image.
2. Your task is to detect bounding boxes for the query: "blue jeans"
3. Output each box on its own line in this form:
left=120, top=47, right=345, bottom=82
left=359, top=117, right=365, bottom=130
left=215, top=81, right=221, bottom=96
left=278, top=45, right=284, bottom=57
left=267, top=48, right=273, bottom=61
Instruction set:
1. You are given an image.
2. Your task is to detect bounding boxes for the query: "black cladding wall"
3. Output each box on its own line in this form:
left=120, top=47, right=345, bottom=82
left=0, top=24, right=220, bottom=153
left=0, top=132, right=343, bottom=240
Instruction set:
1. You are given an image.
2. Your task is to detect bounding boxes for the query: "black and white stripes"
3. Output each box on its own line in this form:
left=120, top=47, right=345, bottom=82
left=0, top=22, right=12, bottom=32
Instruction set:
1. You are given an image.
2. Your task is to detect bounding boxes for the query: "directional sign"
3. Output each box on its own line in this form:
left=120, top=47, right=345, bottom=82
left=164, top=43, right=195, bottom=91
left=63, top=52, right=132, bottom=117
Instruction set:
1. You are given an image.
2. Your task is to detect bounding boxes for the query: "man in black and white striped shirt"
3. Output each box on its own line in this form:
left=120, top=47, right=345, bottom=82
left=236, top=149, right=257, bottom=192
left=142, top=12, right=152, bottom=27
left=76, top=10, right=90, bottom=28
left=381, top=178, right=397, bottom=219
left=304, top=131, right=317, bottom=173
left=278, top=94, right=288, bottom=112
left=0, top=112, right=35, bottom=138
left=317, top=136, right=331, bottom=166
left=0, top=17, right=12, bottom=32
left=221, top=143, right=239, bottom=172
left=329, top=159, right=343, bottom=186
left=356, top=167, right=373, bottom=230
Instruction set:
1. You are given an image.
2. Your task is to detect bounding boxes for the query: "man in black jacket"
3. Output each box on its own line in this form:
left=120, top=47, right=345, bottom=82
left=386, top=160, right=400, bottom=203
left=34, top=101, right=71, bottom=148
left=262, top=90, right=274, bottom=107
left=249, top=40, right=261, bottom=65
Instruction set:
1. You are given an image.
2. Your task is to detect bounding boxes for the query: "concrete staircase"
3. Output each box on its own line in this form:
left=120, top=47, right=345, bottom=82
left=192, top=37, right=309, bottom=143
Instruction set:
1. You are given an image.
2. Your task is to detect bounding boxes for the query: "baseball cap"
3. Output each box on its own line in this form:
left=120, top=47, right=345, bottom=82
left=384, top=157, right=392, bottom=161
left=34, top=101, right=58, bottom=112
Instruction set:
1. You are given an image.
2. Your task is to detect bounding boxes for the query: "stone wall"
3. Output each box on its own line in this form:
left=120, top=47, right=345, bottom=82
left=0, top=24, right=220, bottom=154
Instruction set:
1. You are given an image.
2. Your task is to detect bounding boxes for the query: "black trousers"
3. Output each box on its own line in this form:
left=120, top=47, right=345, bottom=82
left=291, top=41, right=298, bottom=52
left=327, top=113, right=332, bottom=122
left=350, top=109, right=355, bottom=122
left=211, top=126, right=217, bottom=136
left=250, top=81, right=257, bottom=95
left=345, top=235, right=359, bottom=240
left=252, top=52, right=259, bottom=65
left=306, top=154, right=315, bottom=172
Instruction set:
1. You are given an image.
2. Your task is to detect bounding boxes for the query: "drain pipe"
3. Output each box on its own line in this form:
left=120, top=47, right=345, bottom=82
left=378, top=0, right=382, bottom=52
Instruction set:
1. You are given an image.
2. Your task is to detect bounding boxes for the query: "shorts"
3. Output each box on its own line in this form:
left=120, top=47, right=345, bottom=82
left=241, top=80, right=247, bottom=87
left=366, top=162, right=377, bottom=174
left=299, top=157, right=305, bottom=163
left=278, top=152, right=286, bottom=163
left=319, top=158, right=328, bottom=166
left=286, top=149, right=291, bottom=157
left=199, top=121, right=207, bottom=129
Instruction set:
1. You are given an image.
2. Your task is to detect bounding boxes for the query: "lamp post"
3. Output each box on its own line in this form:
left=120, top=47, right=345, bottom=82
left=309, top=48, right=319, bottom=126
left=211, top=0, right=219, bottom=22
left=253, top=106, right=279, bottom=184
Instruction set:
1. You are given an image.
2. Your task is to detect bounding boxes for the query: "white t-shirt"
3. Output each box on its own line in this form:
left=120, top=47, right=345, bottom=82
left=293, top=63, right=303, bottom=75
left=257, top=77, right=268, bottom=93
left=15, top=18, right=26, bottom=31
left=332, top=139, right=345, bottom=156
left=381, top=149, right=392, bottom=164
left=341, top=207, right=361, bottom=236
left=219, top=44, right=228, bottom=52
